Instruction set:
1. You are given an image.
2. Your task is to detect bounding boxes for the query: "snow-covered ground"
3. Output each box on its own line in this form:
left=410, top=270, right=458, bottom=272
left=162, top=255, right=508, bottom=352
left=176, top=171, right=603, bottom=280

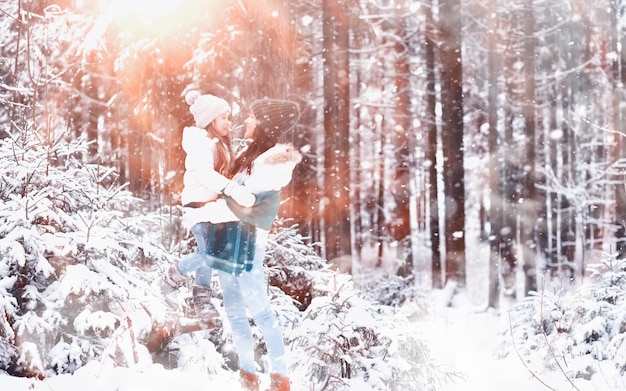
left=422, top=295, right=562, bottom=391
left=421, top=291, right=622, bottom=391
left=2, top=287, right=610, bottom=391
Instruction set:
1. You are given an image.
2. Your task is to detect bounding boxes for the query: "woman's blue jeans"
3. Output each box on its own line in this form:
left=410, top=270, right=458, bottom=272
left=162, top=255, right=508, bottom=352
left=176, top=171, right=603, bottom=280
left=178, top=222, right=213, bottom=286
left=218, top=244, right=287, bottom=376
left=179, top=223, right=287, bottom=375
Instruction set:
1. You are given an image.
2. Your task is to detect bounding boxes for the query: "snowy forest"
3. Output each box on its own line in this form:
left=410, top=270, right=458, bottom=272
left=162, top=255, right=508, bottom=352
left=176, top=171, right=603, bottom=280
left=3, top=0, right=626, bottom=389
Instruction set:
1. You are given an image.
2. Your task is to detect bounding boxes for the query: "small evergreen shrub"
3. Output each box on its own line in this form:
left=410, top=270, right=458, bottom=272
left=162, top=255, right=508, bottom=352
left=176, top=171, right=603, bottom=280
left=499, top=251, right=626, bottom=386
left=0, top=128, right=451, bottom=389
left=0, top=127, right=171, bottom=377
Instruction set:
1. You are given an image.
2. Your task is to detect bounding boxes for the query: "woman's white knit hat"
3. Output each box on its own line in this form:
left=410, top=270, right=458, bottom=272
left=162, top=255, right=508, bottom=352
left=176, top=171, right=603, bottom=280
left=185, top=90, right=230, bottom=129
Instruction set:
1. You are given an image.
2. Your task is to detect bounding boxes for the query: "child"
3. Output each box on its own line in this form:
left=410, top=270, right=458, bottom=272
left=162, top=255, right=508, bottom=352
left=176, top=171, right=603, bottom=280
left=162, top=90, right=254, bottom=316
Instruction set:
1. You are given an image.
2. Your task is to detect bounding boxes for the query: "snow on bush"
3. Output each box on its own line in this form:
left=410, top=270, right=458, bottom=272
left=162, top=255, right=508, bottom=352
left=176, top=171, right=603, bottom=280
left=0, top=126, right=448, bottom=388
left=154, top=223, right=448, bottom=390
left=0, top=126, right=170, bottom=377
left=498, top=251, right=626, bottom=387
left=256, top=226, right=450, bottom=390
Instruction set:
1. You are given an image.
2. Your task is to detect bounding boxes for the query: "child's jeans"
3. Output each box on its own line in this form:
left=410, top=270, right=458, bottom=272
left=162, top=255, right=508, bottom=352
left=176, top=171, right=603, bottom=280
left=178, top=222, right=213, bottom=286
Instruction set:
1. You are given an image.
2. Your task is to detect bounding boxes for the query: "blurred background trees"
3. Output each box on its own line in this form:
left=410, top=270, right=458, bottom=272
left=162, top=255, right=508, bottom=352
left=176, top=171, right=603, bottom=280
left=3, top=0, right=626, bottom=304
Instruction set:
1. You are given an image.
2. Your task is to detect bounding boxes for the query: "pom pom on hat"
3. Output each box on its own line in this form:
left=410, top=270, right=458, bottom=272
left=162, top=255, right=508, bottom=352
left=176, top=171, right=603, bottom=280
left=185, top=90, right=201, bottom=105
left=185, top=90, right=230, bottom=129
left=250, top=99, right=300, bottom=140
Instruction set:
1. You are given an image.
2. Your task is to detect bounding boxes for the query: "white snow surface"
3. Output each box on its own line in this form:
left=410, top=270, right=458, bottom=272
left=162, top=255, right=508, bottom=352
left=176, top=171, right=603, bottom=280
left=2, top=287, right=619, bottom=391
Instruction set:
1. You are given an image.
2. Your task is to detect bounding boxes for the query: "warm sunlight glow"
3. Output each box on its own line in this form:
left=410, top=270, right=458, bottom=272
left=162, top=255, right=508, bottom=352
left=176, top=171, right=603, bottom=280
left=106, top=0, right=179, bottom=19
left=93, top=0, right=206, bottom=40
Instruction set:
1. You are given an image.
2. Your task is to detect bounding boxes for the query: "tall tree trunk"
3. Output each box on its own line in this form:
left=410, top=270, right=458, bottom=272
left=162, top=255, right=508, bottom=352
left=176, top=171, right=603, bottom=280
left=82, top=73, right=102, bottom=161
left=520, top=0, right=537, bottom=295
left=559, top=74, right=575, bottom=278
left=128, top=116, right=153, bottom=200
left=8, top=0, right=23, bottom=136
left=425, top=3, right=441, bottom=288
left=487, top=0, right=501, bottom=308
left=350, top=77, right=363, bottom=267
left=375, top=115, right=386, bottom=267
left=547, top=85, right=560, bottom=274
left=290, top=6, right=323, bottom=245
left=241, top=0, right=295, bottom=98
left=501, top=115, right=517, bottom=293
left=499, top=12, right=519, bottom=294
left=613, top=1, right=626, bottom=259
left=322, top=0, right=352, bottom=261
left=438, top=0, right=466, bottom=284
left=392, top=5, right=414, bottom=277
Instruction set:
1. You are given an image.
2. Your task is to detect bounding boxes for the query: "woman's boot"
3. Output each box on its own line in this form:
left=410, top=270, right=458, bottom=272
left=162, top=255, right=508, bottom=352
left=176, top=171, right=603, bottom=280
left=239, top=369, right=259, bottom=391
left=267, top=373, right=290, bottom=391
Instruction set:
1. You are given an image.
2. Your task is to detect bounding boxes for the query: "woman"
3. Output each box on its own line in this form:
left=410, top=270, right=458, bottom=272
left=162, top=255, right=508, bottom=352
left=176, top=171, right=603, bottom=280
left=163, top=90, right=255, bottom=316
left=184, top=98, right=301, bottom=391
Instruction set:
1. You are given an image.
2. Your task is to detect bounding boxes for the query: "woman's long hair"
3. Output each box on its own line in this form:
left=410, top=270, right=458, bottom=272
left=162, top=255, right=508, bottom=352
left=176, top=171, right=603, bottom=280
left=206, top=122, right=233, bottom=177
left=230, top=127, right=276, bottom=176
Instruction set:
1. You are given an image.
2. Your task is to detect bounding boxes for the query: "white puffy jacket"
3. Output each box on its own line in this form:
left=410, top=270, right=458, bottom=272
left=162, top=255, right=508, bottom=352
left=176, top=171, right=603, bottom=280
left=180, top=126, right=231, bottom=206
left=182, top=143, right=302, bottom=233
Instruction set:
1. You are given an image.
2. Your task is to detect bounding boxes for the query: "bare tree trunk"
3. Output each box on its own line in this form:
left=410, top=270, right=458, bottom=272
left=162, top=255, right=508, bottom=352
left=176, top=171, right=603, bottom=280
left=547, top=87, right=561, bottom=275
left=392, top=5, right=414, bottom=276
left=375, top=115, right=386, bottom=267
left=239, top=0, right=295, bottom=98
left=487, top=0, right=501, bottom=308
left=128, top=116, right=153, bottom=200
left=499, top=11, right=520, bottom=293
left=322, top=0, right=352, bottom=260
left=350, top=66, right=363, bottom=266
left=613, top=1, right=626, bottom=259
left=425, top=3, right=442, bottom=288
left=520, top=0, right=537, bottom=295
left=438, top=0, right=466, bottom=284
left=266, top=1, right=309, bottom=228
left=559, top=77, right=575, bottom=279
left=8, top=0, right=23, bottom=136
left=501, top=115, right=517, bottom=293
